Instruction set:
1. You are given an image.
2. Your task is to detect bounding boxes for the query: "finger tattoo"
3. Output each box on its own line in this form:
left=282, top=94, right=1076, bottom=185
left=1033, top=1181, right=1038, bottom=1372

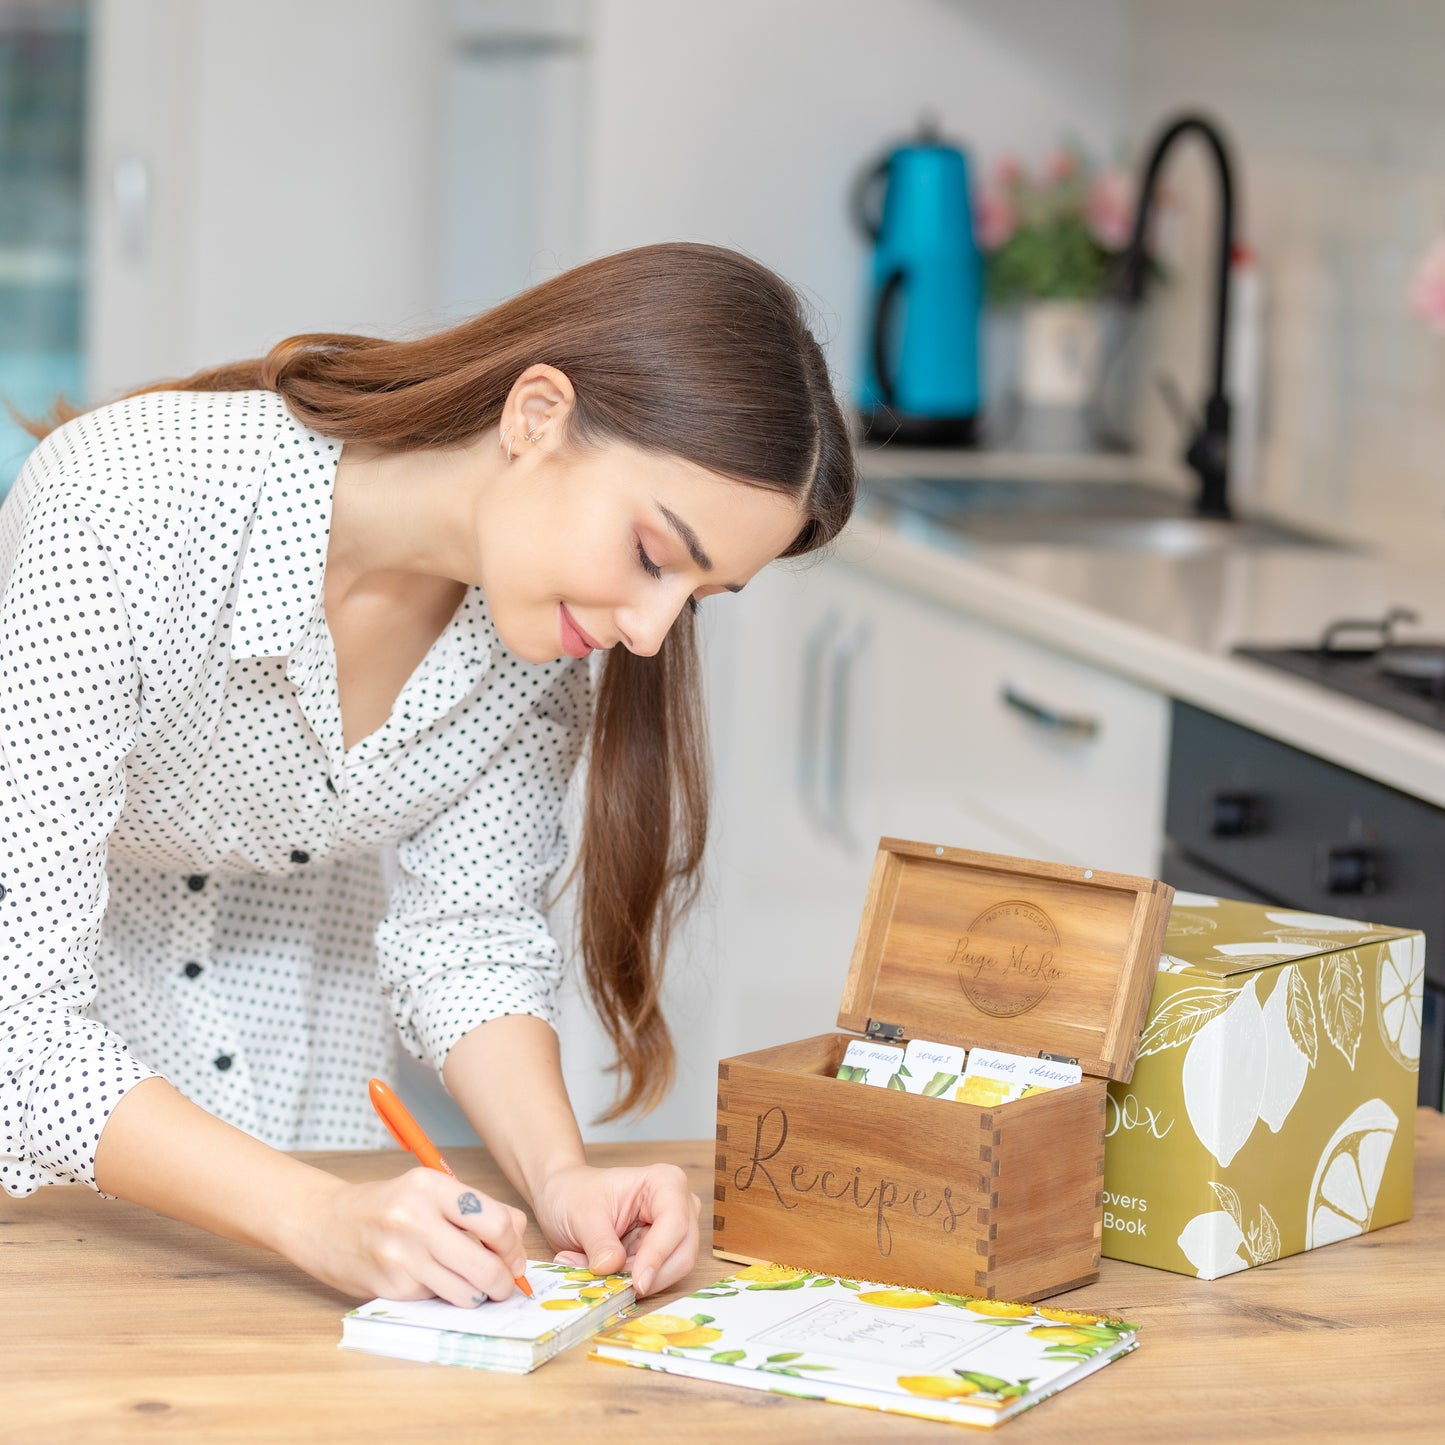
left=458, top=1191, right=483, bottom=1216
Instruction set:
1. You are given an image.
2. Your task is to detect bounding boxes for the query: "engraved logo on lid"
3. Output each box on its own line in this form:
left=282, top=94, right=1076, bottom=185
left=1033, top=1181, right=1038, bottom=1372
left=951, top=899, right=1063, bottom=1017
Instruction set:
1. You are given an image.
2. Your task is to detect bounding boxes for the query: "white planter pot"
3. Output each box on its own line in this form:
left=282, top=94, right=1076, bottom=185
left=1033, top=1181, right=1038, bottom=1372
left=983, top=299, right=1148, bottom=453
left=1017, top=301, right=1103, bottom=406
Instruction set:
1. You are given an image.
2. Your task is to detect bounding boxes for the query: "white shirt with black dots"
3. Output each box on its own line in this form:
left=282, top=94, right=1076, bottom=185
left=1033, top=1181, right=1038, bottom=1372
left=0, top=389, right=588, bottom=1197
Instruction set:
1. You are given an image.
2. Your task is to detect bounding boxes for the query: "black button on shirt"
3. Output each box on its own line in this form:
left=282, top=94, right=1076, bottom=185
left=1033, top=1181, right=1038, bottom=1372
left=214, top=1054, right=233, bottom=1072
left=290, top=849, right=310, bottom=865
left=183, top=962, right=203, bottom=979
left=186, top=874, right=207, bottom=892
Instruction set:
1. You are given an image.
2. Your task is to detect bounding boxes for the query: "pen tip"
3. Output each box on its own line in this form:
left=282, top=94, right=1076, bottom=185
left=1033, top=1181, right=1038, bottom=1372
left=515, top=1274, right=534, bottom=1298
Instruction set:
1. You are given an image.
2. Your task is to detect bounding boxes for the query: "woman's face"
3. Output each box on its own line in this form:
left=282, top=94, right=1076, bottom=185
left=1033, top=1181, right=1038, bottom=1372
left=476, top=438, right=807, bottom=665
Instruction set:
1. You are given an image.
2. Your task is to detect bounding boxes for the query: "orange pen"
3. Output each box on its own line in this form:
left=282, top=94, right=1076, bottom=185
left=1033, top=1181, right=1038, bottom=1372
left=368, top=1076, right=533, bottom=1298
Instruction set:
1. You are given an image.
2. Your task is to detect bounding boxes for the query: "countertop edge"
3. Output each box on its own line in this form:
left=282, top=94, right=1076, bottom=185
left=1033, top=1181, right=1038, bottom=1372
left=837, top=512, right=1445, bottom=810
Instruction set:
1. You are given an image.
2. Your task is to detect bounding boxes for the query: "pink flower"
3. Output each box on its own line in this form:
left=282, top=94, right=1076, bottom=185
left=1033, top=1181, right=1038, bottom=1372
left=1086, top=166, right=1137, bottom=253
left=1044, top=148, right=1080, bottom=183
left=992, top=153, right=1024, bottom=189
left=1410, top=236, right=1445, bottom=334
left=975, top=184, right=1017, bottom=252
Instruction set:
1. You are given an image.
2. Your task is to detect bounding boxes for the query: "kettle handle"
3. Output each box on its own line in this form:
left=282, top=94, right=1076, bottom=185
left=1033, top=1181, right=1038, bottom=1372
left=871, top=267, right=906, bottom=408
left=851, top=155, right=890, bottom=242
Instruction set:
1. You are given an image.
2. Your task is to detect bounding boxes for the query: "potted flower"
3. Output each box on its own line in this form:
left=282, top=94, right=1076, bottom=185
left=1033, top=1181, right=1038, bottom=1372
left=976, top=147, right=1147, bottom=451
left=1411, top=237, right=1445, bottom=333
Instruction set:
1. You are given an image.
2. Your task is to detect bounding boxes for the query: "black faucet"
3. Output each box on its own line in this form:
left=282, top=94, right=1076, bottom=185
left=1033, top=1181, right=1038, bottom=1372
left=1118, top=113, right=1237, bottom=520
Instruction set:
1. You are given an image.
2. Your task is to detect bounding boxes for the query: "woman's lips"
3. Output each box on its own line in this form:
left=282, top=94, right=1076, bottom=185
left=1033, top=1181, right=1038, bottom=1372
left=558, top=603, right=602, bottom=658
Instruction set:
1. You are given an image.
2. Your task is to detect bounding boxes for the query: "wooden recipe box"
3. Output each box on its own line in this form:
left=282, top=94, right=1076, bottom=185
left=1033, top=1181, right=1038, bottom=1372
left=714, top=839, right=1173, bottom=1301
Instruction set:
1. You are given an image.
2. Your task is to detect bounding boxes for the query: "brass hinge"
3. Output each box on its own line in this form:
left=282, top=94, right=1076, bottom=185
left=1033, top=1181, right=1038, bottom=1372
left=866, top=1019, right=905, bottom=1042
left=1038, top=1050, right=1079, bottom=1065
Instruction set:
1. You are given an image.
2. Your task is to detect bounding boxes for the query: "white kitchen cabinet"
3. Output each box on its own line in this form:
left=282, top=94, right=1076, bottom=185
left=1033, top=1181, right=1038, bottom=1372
left=934, top=602, right=1171, bottom=876
left=703, top=550, right=1170, bottom=1056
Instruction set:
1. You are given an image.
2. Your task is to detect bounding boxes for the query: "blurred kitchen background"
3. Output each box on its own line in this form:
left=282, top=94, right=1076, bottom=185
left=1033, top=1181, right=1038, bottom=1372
left=4, top=0, right=1444, bottom=1137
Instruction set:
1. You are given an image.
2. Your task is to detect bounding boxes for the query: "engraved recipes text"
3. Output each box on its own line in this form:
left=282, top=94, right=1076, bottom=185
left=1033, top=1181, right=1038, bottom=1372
left=731, top=1106, right=966, bottom=1256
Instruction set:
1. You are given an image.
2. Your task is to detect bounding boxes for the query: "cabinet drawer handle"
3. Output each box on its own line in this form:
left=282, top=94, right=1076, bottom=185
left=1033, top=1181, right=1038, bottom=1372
left=1001, top=685, right=1100, bottom=740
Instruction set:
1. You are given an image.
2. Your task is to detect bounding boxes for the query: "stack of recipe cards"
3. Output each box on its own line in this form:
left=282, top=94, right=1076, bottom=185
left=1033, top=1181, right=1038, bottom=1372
left=591, top=1266, right=1139, bottom=1428
left=341, top=1263, right=632, bottom=1373
left=835, top=1038, right=1081, bottom=1107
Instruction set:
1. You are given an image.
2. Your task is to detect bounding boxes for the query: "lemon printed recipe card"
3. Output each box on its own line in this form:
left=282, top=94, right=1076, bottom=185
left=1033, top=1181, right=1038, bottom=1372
left=341, top=1264, right=633, bottom=1373
left=591, top=1265, right=1138, bottom=1428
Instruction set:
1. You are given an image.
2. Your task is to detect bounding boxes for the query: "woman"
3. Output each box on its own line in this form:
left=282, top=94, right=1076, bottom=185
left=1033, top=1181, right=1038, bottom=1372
left=0, top=243, right=856, bottom=1308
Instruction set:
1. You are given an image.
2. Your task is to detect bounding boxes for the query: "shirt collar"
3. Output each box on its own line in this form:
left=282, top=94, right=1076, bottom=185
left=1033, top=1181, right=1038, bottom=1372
left=229, top=401, right=342, bottom=661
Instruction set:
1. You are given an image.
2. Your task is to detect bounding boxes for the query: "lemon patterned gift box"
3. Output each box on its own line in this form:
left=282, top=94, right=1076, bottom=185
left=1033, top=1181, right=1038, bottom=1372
left=1102, top=893, right=1424, bottom=1279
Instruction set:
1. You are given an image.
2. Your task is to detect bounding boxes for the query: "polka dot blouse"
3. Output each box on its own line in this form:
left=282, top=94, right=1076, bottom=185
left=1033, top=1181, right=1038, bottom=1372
left=0, top=390, right=588, bottom=1197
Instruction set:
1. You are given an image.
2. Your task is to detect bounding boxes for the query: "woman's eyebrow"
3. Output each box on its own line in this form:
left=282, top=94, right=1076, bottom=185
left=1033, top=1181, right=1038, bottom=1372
left=656, top=503, right=744, bottom=592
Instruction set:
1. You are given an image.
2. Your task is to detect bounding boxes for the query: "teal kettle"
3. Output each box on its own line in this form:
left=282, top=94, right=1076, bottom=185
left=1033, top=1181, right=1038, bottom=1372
left=853, top=124, right=982, bottom=445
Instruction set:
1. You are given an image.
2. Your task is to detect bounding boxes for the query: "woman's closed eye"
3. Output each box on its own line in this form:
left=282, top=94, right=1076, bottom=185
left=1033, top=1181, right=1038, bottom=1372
left=636, top=538, right=701, bottom=616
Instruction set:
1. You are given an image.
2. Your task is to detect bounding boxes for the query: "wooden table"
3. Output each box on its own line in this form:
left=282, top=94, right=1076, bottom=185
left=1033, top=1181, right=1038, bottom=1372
left=5, top=1111, right=1444, bottom=1443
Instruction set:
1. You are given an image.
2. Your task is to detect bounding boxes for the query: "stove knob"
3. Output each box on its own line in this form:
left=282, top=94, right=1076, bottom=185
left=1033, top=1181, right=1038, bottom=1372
left=1323, top=847, right=1379, bottom=895
left=1210, top=792, right=1264, bottom=837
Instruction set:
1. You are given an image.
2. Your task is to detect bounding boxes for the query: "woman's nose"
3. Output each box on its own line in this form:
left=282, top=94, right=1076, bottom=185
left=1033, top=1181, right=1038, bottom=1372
left=617, top=590, right=688, bottom=657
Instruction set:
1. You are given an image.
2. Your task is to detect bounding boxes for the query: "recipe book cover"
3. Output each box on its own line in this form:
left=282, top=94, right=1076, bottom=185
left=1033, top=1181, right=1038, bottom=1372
left=342, top=1263, right=633, bottom=1374
left=590, top=1264, right=1139, bottom=1428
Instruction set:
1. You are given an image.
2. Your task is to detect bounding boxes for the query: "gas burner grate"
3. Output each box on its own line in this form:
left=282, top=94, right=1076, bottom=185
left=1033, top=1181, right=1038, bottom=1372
left=1234, top=644, right=1445, bottom=733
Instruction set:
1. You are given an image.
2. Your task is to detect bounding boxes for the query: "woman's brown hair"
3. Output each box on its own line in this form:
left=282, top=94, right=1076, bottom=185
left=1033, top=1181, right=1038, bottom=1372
left=24, top=242, right=857, bottom=1117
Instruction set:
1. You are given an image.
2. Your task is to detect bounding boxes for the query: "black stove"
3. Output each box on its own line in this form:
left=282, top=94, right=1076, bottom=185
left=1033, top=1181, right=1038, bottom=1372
left=1235, top=606, right=1445, bottom=734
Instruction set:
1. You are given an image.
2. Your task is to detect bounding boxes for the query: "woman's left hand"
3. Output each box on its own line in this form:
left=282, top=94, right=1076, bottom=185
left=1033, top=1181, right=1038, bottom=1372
left=532, top=1162, right=701, bottom=1297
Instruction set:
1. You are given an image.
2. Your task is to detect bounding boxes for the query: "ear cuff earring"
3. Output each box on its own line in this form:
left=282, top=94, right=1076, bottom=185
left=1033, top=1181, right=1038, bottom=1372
left=500, top=426, right=543, bottom=460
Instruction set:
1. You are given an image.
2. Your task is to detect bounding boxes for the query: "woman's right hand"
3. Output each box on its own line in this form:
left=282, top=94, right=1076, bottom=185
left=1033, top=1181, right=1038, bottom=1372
left=282, top=1167, right=530, bottom=1307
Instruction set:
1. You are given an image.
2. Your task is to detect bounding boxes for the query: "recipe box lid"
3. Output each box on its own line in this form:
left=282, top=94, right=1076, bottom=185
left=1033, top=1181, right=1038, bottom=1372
left=836, top=839, right=1175, bottom=1083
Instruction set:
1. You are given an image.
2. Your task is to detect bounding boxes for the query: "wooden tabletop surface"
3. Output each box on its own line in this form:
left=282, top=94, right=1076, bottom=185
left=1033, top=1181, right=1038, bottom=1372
left=5, top=1109, right=1444, bottom=1444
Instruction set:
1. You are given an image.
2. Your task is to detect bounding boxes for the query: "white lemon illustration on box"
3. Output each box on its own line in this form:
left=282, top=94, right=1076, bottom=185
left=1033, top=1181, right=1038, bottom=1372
left=1306, top=1098, right=1399, bottom=1249
left=1176, top=1183, right=1281, bottom=1278
left=1181, top=975, right=1265, bottom=1168
left=1167, top=908, right=1219, bottom=939
left=1176, top=1210, right=1248, bottom=1279
left=1263, top=910, right=1368, bottom=933
left=1211, top=941, right=1320, bottom=967
left=1258, top=966, right=1315, bottom=1133
left=1375, top=937, right=1424, bottom=1072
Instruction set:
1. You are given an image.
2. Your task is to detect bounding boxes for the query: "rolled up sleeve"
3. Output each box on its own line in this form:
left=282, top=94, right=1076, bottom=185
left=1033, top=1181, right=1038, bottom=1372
left=376, top=656, right=589, bottom=1068
left=0, top=490, right=156, bottom=1196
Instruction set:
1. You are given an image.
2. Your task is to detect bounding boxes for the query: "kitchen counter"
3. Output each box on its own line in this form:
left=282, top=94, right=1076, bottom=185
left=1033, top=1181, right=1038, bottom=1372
left=843, top=457, right=1445, bottom=809
left=7, top=1121, right=1445, bottom=1443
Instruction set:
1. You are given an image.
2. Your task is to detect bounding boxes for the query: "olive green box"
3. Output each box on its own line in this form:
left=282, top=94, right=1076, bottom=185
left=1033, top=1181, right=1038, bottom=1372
left=1102, top=893, right=1424, bottom=1279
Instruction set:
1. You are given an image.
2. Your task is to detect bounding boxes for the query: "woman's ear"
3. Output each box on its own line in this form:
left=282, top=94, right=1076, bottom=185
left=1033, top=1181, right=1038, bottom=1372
left=505, top=364, right=576, bottom=451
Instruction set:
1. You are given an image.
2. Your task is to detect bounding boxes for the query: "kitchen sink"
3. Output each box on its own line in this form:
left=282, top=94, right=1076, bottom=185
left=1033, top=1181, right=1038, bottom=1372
left=867, top=476, right=1350, bottom=556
